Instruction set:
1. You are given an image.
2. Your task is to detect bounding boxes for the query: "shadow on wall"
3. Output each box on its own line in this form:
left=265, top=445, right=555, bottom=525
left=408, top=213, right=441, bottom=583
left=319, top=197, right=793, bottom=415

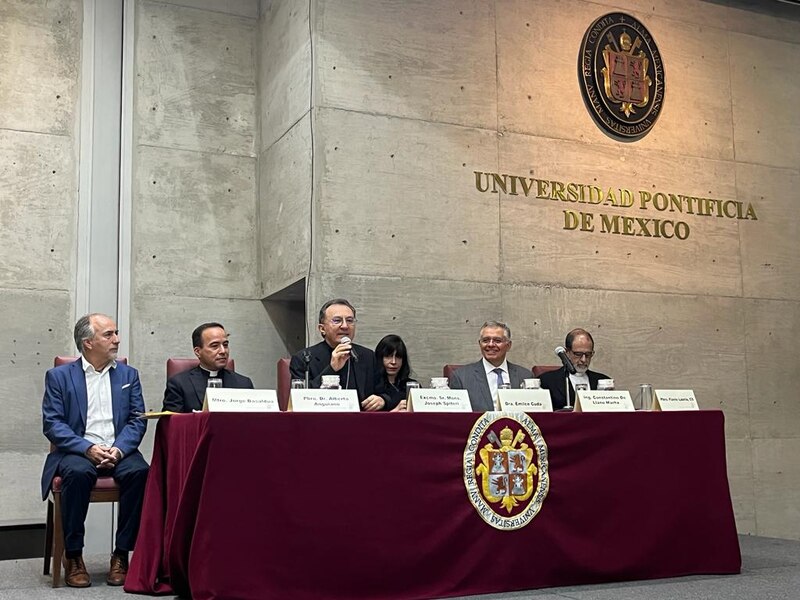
left=263, top=278, right=306, bottom=355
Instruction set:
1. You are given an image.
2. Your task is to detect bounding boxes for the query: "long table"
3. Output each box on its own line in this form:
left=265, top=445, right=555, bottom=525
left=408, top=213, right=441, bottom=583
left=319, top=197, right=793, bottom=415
left=125, top=411, right=740, bottom=599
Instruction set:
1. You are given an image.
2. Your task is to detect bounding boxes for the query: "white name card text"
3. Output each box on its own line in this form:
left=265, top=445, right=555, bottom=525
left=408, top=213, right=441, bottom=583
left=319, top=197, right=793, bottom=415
left=574, top=390, right=634, bottom=412
left=498, top=389, right=553, bottom=412
left=653, top=389, right=699, bottom=411
left=288, top=389, right=360, bottom=412
left=203, top=389, right=280, bottom=412
left=408, top=389, right=472, bottom=412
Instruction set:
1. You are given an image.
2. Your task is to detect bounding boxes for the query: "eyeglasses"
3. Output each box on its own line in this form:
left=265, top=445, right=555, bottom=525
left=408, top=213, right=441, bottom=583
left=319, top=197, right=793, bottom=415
left=328, top=317, right=357, bottom=326
left=479, top=337, right=508, bottom=345
left=568, top=351, right=594, bottom=359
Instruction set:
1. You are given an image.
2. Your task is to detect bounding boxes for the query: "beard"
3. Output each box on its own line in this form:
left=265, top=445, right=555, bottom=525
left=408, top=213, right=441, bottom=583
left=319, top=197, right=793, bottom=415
left=574, top=365, right=589, bottom=375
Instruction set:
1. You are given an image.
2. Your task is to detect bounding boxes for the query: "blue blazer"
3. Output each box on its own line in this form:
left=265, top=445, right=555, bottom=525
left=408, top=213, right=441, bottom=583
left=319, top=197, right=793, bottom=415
left=41, top=359, right=146, bottom=500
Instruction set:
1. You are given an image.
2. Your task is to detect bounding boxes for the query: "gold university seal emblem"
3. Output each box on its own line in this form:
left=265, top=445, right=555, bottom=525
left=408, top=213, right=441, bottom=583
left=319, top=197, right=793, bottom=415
left=578, top=13, right=665, bottom=140
left=463, top=412, right=549, bottom=530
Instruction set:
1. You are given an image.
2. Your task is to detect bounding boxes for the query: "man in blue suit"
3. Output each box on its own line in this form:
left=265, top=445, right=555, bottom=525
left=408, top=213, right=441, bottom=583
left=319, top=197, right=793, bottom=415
left=41, top=313, right=149, bottom=588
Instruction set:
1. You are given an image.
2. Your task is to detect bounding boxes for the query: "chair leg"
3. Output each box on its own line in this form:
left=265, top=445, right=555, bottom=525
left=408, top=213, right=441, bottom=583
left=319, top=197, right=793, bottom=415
left=43, top=499, right=53, bottom=575
left=51, top=492, right=63, bottom=588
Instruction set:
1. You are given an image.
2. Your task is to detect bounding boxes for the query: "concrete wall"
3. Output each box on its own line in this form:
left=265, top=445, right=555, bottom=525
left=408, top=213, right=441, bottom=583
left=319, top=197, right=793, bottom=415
left=0, top=0, right=81, bottom=521
left=130, top=0, right=283, bottom=433
left=306, top=0, right=800, bottom=539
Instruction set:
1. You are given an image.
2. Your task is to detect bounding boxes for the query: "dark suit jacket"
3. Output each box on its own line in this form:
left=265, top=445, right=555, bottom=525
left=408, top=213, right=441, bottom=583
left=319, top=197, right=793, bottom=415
left=449, top=360, right=532, bottom=412
left=290, top=341, right=388, bottom=409
left=539, top=367, right=610, bottom=411
left=162, top=366, right=254, bottom=413
left=41, top=358, right=146, bottom=500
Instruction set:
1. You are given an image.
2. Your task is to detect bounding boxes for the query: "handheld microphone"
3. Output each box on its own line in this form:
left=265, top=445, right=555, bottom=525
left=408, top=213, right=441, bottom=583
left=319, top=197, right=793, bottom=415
left=340, top=336, right=359, bottom=362
left=554, top=346, right=576, bottom=375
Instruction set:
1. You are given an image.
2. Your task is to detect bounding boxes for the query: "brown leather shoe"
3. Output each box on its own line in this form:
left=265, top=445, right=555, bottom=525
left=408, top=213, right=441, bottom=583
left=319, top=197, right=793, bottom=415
left=106, top=553, right=128, bottom=586
left=63, top=556, right=91, bottom=588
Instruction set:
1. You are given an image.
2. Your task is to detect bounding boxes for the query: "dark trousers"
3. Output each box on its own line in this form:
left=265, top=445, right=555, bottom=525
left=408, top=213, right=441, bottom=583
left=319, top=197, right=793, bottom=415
left=57, top=452, right=149, bottom=554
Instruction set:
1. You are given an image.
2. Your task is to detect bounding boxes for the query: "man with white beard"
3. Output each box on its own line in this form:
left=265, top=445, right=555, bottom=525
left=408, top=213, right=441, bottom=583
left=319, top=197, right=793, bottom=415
left=539, top=328, right=610, bottom=410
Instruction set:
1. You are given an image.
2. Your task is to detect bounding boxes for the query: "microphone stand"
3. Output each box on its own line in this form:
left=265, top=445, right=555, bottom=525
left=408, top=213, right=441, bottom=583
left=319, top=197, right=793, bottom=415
left=564, top=372, right=572, bottom=410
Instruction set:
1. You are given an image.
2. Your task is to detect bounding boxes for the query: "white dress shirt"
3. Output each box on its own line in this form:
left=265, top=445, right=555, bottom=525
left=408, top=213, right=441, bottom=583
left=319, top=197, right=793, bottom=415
left=483, top=358, right=509, bottom=410
left=82, top=356, right=116, bottom=448
left=569, top=371, right=590, bottom=391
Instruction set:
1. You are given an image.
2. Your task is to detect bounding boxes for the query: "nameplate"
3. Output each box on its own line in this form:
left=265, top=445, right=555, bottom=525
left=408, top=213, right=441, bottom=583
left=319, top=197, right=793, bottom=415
left=288, top=389, right=360, bottom=412
left=497, top=389, right=553, bottom=412
left=653, top=389, right=699, bottom=411
left=574, top=390, right=634, bottom=412
left=407, top=389, right=472, bottom=412
left=203, top=389, right=280, bottom=412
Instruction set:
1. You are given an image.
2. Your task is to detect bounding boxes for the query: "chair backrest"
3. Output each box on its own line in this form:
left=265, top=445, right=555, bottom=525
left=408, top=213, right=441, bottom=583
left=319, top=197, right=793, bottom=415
left=166, top=358, right=235, bottom=379
left=276, top=358, right=291, bottom=411
left=54, top=356, right=127, bottom=367
left=443, top=364, right=464, bottom=381
left=532, top=364, right=560, bottom=377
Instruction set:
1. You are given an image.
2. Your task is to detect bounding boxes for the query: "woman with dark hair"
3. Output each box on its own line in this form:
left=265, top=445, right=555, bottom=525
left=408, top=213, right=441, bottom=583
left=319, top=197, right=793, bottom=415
left=375, top=334, right=417, bottom=411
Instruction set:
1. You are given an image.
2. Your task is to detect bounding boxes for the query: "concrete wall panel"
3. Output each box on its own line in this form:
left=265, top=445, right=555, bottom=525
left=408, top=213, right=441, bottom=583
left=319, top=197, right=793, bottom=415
left=315, top=108, right=499, bottom=281
left=0, top=0, right=80, bottom=135
left=0, top=130, right=76, bottom=290
left=136, top=0, right=256, bottom=157
left=745, top=298, right=800, bottom=440
left=726, top=438, right=756, bottom=535
left=753, top=438, right=800, bottom=539
left=730, top=33, right=800, bottom=170
left=259, top=0, right=311, bottom=150
left=0, top=289, right=72, bottom=520
left=497, top=133, right=741, bottom=296
left=498, top=1, right=734, bottom=161
left=316, top=0, right=497, bottom=129
left=159, top=0, right=258, bottom=19
left=130, top=294, right=284, bottom=410
left=258, top=114, right=311, bottom=296
left=312, top=273, right=503, bottom=386
left=737, top=164, right=800, bottom=301
left=501, top=285, right=750, bottom=438
left=133, top=145, right=257, bottom=299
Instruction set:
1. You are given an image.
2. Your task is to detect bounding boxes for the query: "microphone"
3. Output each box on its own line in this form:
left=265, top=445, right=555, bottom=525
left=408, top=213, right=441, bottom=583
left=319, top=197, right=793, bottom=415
left=554, top=346, right=576, bottom=375
left=340, top=336, right=359, bottom=362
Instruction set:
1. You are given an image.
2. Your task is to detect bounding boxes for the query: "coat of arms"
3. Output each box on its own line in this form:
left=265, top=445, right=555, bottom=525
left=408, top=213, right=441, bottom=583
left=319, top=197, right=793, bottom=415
left=464, top=413, right=549, bottom=530
left=578, top=13, right=665, bottom=141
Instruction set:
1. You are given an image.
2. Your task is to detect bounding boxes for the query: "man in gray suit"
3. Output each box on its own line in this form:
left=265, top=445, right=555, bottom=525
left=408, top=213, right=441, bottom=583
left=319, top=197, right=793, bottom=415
left=448, top=321, right=531, bottom=411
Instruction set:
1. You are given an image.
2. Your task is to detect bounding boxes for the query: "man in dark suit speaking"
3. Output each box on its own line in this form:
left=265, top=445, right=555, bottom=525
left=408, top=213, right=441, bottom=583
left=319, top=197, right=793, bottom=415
left=41, top=313, right=149, bottom=587
left=539, top=328, right=610, bottom=410
left=290, top=298, right=389, bottom=411
left=162, top=322, right=254, bottom=413
left=448, top=321, right=532, bottom=411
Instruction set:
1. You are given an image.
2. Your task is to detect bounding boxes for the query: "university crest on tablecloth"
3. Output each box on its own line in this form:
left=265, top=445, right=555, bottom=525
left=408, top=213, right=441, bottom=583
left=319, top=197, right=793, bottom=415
left=463, top=412, right=549, bottom=530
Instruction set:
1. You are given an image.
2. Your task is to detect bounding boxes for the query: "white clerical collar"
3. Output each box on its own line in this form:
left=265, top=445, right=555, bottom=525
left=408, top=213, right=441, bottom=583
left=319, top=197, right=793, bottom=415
left=199, top=365, right=220, bottom=377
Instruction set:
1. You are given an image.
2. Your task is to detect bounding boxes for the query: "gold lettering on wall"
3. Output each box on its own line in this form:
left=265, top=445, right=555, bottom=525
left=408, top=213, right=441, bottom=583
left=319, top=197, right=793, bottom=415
left=474, top=171, right=759, bottom=241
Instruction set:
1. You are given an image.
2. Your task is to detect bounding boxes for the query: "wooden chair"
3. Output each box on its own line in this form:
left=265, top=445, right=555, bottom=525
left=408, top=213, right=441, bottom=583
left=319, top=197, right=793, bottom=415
left=43, top=356, right=126, bottom=587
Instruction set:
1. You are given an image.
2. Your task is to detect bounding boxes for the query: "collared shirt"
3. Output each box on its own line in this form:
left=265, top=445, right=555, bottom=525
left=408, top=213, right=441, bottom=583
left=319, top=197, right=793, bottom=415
left=482, top=358, right=509, bottom=409
left=82, top=356, right=116, bottom=448
left=199, top=365, right=220, bottom=378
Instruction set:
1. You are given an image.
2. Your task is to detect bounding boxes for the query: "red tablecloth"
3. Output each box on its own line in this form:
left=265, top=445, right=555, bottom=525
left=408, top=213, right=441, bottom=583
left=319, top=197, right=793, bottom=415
left=126, top=411, right=740, bottom=600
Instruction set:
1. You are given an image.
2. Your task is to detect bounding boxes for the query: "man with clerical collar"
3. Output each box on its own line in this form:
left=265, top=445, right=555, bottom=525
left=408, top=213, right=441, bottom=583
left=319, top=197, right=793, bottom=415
left=290, top=298, right=390, bottom=411
left=448, top=320, right=532, bottom=411
left=539, top=327, right=611, bottom=410
left=162, top=322, right=254, bottom=413
left=41, top=313, right=149, bottom=587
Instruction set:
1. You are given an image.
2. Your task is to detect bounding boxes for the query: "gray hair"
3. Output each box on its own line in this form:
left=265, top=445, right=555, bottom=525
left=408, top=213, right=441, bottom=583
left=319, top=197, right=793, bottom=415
left=73, top=313, right=107, bottom=353
left=480, top=320, right=511, bottom=340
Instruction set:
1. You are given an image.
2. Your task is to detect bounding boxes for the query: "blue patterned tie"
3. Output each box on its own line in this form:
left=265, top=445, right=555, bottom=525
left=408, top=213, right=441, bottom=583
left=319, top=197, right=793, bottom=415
left=492, top=367, right=505, bottom=388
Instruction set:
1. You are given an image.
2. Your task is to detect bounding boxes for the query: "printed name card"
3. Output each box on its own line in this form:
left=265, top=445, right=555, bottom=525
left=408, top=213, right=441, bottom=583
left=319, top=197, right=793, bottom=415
left=653, top=389, right=699, bottom=411
left=574, top=390, right=634, bottom=412
left=288, top=389, right=360, bottom=412
left=497, top=389, right=553, bottom=412
left=203, top=389, right=280, bottom=412
left=407, top=389, right=472, bottom=412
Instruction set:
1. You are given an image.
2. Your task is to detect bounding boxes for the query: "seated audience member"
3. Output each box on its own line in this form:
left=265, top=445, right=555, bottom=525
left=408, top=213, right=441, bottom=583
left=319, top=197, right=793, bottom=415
left=448, top=320, right=532, bottom=411
left=375, top=334, right=418, bottom=411
left=41, top=313, right=149, bottom=587
left=162, top=322, right=254, bottom=412
left=539, top=327, right=610, bottom=410
left=290, top=298, right=390, bottom=411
